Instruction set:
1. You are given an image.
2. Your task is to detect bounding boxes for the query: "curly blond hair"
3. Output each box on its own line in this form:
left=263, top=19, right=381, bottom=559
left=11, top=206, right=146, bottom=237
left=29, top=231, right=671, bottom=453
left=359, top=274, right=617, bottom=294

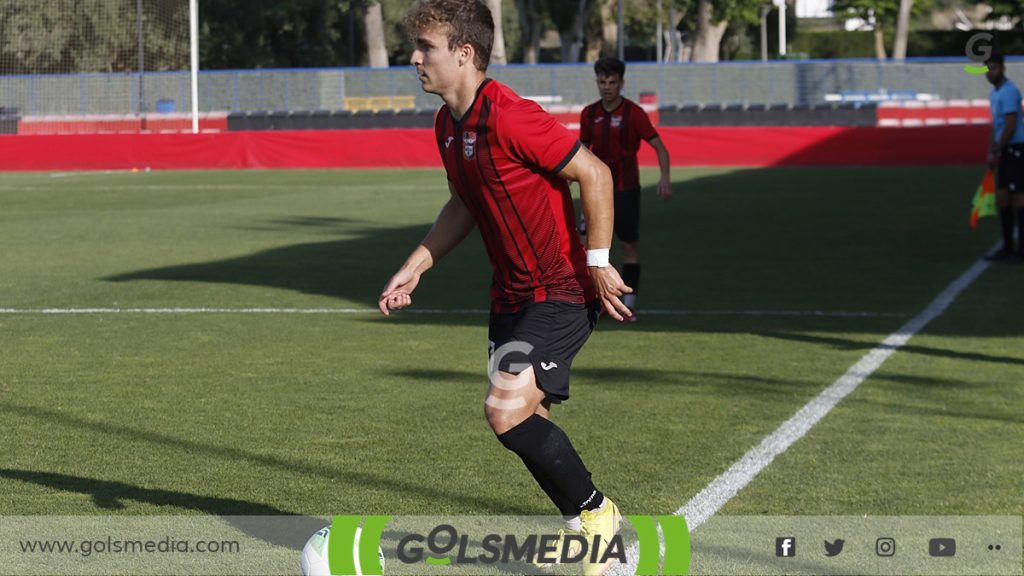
left=404, top=0, right=494, bottom=71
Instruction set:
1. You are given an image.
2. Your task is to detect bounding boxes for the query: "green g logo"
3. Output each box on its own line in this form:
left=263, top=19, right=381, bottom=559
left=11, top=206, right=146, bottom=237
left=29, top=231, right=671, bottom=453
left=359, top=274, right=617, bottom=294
left=965, top=32, right=994, bottom=75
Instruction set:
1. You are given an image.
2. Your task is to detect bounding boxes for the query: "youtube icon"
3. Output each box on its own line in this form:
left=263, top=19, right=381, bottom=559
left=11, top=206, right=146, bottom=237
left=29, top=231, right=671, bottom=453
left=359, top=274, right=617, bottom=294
left=929, top=538, right=956, bottom=557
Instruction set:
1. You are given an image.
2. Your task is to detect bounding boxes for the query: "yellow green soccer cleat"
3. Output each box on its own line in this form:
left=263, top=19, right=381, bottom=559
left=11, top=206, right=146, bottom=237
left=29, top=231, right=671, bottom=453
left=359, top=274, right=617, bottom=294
left=579, top=498, right=621, bottom=576
left=535, top=528, right=582, bottom=569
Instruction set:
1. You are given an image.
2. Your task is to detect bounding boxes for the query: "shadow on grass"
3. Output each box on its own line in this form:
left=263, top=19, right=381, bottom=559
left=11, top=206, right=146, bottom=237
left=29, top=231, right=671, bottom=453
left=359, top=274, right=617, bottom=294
left=103, top=166, right=1021, bottom=341
left=0, top=468, right=291, bottom=514
left=106, top=223, right=438, bottom=304
left=391, top=367, right=812, bottom=396
left=755, top=331, right=1024, bottom=367
left=0, top=402, right=535, bottom=515
left=873, top=372, right=978, bottom=388
left=0, top=468, right=324, bottom=549
left=844, top=396, right=1023, bottom=425
left=228, top=215, right=361, bottom=234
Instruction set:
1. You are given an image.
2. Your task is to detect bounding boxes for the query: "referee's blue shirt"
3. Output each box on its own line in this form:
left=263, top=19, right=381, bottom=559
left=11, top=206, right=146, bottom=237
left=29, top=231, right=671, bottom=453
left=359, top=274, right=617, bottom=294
left=990, top=78, right=1024, bottom=146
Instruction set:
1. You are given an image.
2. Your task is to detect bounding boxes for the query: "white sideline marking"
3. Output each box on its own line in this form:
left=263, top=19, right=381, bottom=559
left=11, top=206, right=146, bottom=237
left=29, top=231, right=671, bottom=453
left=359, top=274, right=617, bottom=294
left=0, top=307, right=904, bottom=318
left=610, top=248, right=994, bottom=575
left=47, top=170, right=132, bottom=178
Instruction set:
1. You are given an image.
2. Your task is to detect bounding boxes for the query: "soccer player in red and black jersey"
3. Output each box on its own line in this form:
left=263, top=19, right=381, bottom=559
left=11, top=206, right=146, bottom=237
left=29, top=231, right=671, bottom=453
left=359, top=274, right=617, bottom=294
left=379, top=1, right=628, bottom=573
left=580, top=58, right=672, bottom=321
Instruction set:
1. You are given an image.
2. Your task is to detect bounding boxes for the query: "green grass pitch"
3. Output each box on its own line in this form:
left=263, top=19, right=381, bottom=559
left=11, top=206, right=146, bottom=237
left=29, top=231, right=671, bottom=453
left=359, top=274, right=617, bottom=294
left=0, top=166, right=1020, bottom=527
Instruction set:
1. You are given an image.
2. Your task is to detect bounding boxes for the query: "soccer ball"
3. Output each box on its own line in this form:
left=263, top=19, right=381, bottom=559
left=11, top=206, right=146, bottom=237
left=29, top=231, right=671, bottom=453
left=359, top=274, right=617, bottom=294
left=300, top=525, right=385, bottom=576
left=300, top=526, right=331, bottom=576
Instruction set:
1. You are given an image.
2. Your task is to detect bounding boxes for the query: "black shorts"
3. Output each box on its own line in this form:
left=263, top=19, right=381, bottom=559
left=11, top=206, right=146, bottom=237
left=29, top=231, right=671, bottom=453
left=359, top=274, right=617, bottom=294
left=488, top=301, right=600, bottom=403
left=614, top=188, right=641, bottom=243
left=997, top=144, right=1024, bottom=194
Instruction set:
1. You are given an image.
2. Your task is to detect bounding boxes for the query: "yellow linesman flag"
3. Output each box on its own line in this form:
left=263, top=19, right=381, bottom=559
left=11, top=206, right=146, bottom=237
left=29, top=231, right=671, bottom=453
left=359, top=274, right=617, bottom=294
left=970, top=169, right=997, bottom=230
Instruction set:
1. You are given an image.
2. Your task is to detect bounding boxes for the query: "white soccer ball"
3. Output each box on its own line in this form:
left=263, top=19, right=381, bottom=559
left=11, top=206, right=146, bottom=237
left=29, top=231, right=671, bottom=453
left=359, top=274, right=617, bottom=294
left=300, top=526, right=332, bottom=576
left=300, top=525, right=385, bottom=576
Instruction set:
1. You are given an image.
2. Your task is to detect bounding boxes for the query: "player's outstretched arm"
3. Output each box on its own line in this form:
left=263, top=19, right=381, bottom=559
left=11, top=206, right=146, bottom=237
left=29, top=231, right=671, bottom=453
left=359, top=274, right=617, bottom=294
left=558, top=146, right=634, bottom=322
left=379, top=184, right=475, bottom=315
left=649, top=136, right=673, bottom=200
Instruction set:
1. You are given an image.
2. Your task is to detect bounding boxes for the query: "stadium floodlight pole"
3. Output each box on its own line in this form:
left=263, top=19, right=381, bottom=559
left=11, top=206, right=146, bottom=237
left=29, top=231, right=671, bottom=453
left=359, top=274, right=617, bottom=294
left=617, top=0, right=624, bottom=61
left=190, top=0, right=199, bottom=134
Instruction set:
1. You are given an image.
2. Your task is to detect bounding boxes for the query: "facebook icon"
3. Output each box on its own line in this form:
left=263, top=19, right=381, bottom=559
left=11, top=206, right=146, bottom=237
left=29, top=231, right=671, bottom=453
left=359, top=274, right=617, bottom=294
left=776, top=537, right=797, bottom=557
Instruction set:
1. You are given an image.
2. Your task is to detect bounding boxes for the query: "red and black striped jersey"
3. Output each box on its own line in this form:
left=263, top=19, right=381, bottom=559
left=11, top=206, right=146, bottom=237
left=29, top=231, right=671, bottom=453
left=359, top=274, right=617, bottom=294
left=435, top=79, right=596, bottom=312
left=580, top=98, right=658, bottom=193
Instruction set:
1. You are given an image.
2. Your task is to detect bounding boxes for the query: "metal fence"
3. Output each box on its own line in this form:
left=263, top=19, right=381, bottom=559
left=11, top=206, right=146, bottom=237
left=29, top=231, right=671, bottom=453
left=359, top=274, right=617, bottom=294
left=1, top=58, right=1017, bottom=117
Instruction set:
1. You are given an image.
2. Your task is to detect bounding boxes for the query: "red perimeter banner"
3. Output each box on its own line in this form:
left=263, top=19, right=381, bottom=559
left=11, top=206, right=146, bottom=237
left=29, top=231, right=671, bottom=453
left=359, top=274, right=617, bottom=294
left=0, top=126, right=986, bottom=172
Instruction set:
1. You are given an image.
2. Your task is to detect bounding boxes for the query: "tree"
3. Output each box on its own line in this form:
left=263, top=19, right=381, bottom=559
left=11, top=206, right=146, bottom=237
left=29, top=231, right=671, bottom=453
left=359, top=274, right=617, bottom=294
left=832, top=0, right=896, bottom=59
left=664, top=3, right=692, bottom=62
left=892, top=0, right=913, bottom=60
left=485, top=0, right=508, bottom=65
left=514, top=0, right=543, bottom=63
left=550, top=0, right=591, bottom=63
left=364, top=1, right=388, bottom=67
left=201, top=0, right=348, bottom=69
left=832, top=0, right=931, bottom=60
left=986, top=0, right=1024, bottom=19
left=666, top=0, right=760, bottom=62
left=598, top=0, right=618, bottom=58
left=0, top=0, right=188, bottom=74
left=692, top=0, right=727, bottom=61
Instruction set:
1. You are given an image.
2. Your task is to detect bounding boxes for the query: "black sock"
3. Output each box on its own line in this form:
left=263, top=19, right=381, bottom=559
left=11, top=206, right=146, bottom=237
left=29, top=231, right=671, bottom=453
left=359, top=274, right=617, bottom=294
left=497, top=414, right=603, bottom=513
left=1017, top=207, right=1024, bottom=254
left=622, top=263, right=641, bottom=293
left=1000, top=207, right=1014, bottom=252
left=511, top=450, right=578, bottom=516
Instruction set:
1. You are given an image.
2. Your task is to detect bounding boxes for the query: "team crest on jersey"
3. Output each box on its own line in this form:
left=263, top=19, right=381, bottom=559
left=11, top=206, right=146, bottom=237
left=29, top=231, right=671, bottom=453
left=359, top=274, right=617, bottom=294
left=463, top=131, right=477, bottom=159
left=611, top=115, right=622, bottom=128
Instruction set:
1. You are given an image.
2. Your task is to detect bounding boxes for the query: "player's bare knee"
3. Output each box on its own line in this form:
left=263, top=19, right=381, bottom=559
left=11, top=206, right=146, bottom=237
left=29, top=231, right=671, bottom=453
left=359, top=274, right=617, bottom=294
left=484, top=402, right=530, bottom=435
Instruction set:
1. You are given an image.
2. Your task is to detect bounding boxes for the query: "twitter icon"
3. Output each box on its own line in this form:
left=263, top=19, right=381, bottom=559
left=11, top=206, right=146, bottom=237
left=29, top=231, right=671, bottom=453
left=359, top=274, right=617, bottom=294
left=824, top=539, right=845, bottom=557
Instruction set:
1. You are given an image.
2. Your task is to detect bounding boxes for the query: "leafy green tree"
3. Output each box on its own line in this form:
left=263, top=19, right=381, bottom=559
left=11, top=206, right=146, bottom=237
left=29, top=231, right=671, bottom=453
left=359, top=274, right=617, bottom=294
left=653, top=0, right=760, bottom=62
left=832, top=0, right=931, bottom=59
left=986, top=0, right=1024, bottom=21
left=1, top=0, right=188, bottom=74
left=485, top=0, right=508, bottom=64
left=201, top=0, right=347, bottom=69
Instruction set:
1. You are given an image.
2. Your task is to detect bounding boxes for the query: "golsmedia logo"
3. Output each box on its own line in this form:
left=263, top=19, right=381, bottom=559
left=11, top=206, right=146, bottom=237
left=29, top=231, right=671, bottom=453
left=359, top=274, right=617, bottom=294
left=326, top=514, right=690, bottom=575
left=964, top=32, right=993, bottom=75
left=396, top=523, right=624, bottom=566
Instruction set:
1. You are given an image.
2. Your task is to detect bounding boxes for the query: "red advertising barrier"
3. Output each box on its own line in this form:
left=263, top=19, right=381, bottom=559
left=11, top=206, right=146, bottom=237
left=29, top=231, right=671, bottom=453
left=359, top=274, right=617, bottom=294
left=0, top=125, right=987, bottom=172
left=638, top=125, right=988, bottom=166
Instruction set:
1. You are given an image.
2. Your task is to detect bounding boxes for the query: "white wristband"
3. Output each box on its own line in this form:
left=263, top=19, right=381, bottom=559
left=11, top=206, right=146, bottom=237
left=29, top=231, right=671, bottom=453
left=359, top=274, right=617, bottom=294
left=586, top=248, right=610, bottom=267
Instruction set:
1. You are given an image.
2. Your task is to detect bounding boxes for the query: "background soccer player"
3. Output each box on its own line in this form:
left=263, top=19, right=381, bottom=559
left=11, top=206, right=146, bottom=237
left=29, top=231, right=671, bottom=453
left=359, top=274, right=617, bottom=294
left=985, top=52, right=1024, bottom=262
left=580, top=57, right=672, bottom=320
left=379, top=1, right=630, bottom=573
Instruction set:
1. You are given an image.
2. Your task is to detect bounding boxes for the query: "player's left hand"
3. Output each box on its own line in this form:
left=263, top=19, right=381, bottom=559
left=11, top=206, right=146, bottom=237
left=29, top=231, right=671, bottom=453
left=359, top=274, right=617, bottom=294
left=589, top=265, right=633, bottom=322
left=656, top=177, right=672, bottom=201
left=379, top=267, right=420, bottom=316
